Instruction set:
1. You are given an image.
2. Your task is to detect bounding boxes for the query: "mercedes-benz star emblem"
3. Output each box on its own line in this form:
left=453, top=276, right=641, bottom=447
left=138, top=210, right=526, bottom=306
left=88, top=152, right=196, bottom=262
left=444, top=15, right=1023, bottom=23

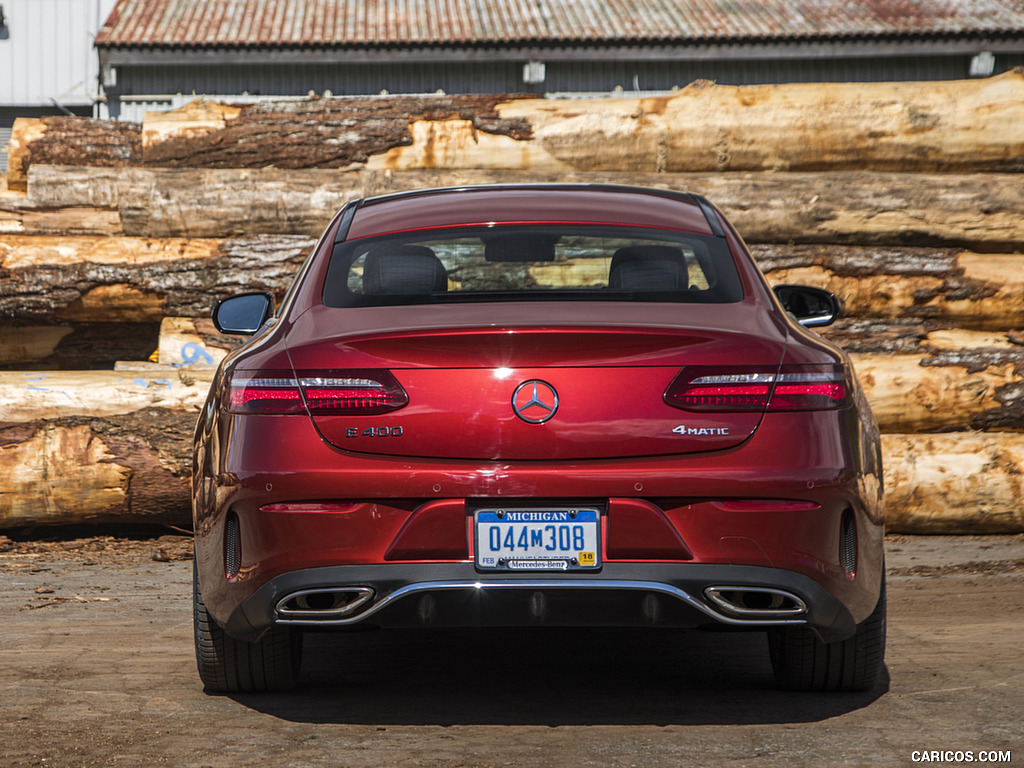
left=512, top=380, right=559, bottom=424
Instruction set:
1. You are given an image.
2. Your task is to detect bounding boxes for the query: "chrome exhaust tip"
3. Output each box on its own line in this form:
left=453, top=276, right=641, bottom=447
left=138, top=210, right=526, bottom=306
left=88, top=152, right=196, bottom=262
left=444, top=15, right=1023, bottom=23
left=704, top=587, right=807, bottom=618
left=276, top=587, right=374, bottom=619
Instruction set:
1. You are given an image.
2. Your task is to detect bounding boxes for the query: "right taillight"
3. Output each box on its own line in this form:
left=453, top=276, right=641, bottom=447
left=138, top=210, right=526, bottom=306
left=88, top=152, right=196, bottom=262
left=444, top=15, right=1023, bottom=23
left=225, top=369, right=408, bottom=415
left=664, top=364, right=848, bottom=412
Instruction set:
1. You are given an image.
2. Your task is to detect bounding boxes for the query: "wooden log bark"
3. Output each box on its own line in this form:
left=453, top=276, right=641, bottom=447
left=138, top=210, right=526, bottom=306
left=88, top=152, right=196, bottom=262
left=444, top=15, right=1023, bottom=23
left=0, top=366, right=208, bottom=528
left=882, top=433, right=1024, bottom=534
left=753, top=244, right=1024, bottom=331
left=0, top=194, right=122, bottom=236
left=141, top=94, right=533, bottom=169
left=6, top=116, right=141, bottom=191
left=13, top=71, right=1024, bottom=184
left=0, top=413, right=193, bottom=528
left=816, top=319, right=952, bottom=355
left=22, top=165, right=1024, bottom=248
left=0, top=234, right=313, bottom=321
left=498, top=69, right=1024, bottom=175
left=855, top=350, right=1024, bottom=432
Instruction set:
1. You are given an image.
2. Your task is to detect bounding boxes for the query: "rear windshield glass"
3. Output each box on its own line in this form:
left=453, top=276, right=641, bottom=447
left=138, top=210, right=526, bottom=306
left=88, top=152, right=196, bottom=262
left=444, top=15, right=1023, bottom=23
left=323, top=225, right=743, bottom=307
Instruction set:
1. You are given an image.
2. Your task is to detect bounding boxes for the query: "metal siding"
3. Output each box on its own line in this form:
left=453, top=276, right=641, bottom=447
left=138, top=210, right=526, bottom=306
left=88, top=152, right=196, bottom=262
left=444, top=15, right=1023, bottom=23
left=0, top=125, right=10, bottom=172
left=111, top=52, right=1023, bottom=102
left=0, top=0, right=118, bottom=106
left=117, top=60, right=523, bottom=97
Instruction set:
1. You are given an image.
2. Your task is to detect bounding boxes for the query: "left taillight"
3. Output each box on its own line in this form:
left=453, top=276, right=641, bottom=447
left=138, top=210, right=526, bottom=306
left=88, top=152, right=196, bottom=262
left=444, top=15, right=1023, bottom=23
left=225, top=369, right=408, bottom=415
left=664, top=364, right=849, bottom=412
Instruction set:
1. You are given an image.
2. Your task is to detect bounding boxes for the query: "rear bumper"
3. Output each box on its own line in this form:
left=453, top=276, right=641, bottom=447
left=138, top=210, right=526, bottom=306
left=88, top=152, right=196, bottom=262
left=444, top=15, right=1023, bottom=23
left=194, top=407, right=884, bottom=639
left=223, top=562, right=857, bottom=643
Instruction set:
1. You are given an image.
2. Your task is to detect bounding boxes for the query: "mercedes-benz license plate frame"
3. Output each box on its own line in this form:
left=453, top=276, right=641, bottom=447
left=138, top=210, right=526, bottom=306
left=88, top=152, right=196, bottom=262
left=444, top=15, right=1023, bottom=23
left=474, top=507, right=602, bottom=571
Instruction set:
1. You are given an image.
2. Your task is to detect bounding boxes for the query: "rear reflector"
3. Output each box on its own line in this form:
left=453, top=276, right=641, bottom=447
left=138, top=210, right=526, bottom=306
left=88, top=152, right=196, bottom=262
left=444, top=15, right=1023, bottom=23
left=665, top=365, right=848, bottom=412
left=260, top=502, right=361, bottom=513
left=714, top=500, right=821, bottom=512
left=226, top=369, right=408, bottom=415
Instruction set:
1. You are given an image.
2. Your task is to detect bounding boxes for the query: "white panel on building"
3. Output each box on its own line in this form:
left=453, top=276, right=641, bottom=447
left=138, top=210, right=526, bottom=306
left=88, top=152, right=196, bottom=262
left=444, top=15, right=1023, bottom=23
left=0, top=0, right=117, bottom=108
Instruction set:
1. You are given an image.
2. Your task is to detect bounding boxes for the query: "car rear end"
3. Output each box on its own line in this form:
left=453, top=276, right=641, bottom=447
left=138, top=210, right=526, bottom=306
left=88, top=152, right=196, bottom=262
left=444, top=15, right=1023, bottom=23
left=192, top=185, right=884, bottom=692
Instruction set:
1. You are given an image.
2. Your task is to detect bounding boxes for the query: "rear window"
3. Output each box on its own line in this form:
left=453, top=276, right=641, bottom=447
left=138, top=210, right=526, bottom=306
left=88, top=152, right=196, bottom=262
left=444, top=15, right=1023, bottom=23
left=323, top=225, right=742, bottom=307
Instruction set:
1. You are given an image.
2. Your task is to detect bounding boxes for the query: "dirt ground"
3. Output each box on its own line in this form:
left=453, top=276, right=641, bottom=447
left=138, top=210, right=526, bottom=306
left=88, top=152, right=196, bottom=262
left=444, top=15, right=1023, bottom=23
left=0, top=531, right=1021, bottom=768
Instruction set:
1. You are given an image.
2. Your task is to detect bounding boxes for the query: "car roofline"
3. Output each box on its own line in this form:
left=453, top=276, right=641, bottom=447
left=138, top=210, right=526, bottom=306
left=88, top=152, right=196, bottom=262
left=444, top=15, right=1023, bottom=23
left=335, top=184, right=726, bottom=243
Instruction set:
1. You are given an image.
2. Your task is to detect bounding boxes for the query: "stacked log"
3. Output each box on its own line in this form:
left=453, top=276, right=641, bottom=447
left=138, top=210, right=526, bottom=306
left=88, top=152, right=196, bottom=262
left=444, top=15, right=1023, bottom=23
left=3, top=72, right=1024, bottom=531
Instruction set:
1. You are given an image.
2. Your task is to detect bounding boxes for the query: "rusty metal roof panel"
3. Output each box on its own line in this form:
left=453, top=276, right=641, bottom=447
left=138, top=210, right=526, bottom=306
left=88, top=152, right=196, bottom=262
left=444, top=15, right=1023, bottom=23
left=95, top=0, right=1024, bottom=48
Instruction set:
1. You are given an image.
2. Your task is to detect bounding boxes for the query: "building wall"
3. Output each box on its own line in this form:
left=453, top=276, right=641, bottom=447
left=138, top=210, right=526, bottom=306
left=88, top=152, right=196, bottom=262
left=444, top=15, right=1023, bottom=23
left=0, top=0, right=117, bottom=107
left=102, top=49, right=1024, bottom=120
left=0, top=0, right=118, bottom=172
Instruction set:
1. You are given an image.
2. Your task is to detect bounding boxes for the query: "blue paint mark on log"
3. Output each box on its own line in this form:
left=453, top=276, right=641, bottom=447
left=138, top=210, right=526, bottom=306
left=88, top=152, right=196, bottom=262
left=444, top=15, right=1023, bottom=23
left=181, top=343, right=215, bottom=365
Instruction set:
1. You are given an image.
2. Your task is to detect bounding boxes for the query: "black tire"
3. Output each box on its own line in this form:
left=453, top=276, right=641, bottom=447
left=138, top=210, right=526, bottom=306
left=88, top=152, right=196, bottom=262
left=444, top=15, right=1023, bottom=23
left=193, top=560, right=302, bottom=692
left=768, top=578, right=886, bottom=692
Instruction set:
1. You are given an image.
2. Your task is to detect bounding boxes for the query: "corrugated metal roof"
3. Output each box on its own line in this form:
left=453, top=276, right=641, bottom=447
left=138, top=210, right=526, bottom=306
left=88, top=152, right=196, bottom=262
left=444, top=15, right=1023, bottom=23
left=95, top=0, right=1024, bottom=48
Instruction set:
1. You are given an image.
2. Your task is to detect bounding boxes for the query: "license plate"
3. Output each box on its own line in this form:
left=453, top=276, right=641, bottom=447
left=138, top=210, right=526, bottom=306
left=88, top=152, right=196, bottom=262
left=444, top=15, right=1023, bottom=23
left=474, top=507, right=601, bottom=571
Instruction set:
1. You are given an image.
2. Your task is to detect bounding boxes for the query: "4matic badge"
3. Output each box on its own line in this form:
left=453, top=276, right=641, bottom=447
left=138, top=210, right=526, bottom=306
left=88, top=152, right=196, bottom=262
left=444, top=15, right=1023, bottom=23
left=672, top=424, right=730, bottom=436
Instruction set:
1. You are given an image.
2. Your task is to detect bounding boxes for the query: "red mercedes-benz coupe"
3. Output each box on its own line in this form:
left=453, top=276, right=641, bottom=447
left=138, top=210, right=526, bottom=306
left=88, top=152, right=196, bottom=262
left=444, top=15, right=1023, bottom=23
left=192, top=184, right=885, bottom=693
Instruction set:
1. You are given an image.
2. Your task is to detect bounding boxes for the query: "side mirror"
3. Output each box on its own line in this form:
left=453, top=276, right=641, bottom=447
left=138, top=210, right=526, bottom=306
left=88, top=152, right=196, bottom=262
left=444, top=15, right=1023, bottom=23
left=773, top=284, right=841, bottom=328
left=212, top=292, right=274, bottom=335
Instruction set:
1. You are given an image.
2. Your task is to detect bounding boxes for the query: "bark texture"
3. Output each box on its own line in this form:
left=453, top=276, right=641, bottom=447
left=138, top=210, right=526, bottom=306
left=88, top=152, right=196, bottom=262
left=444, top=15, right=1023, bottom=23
left=19, top=165, right=1024, bottom=248
left=0, top=367, right=202, bottom=525
left=756, top=246, right=1024, bottom=330
left=0, top=234, right=313, bottom=321
left=0, top=369, right=211, bottom=423
left=6, top=117, right=141, bottom=191
left=11, top=70, right=1024, bottom=183
left=855, top=349, right=1024, bottom=432
left=0, top=196, right=123, bottom=237
left=0, top=412, right=194, bottom=528
left=142, top=94, right=533, bottom=169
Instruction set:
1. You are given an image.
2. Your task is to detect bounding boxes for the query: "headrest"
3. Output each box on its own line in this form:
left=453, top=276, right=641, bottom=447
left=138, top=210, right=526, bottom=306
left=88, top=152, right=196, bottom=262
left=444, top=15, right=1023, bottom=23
left=363, top=245, right=448, bottom=295
left=608, top=245, right=689, bottom=291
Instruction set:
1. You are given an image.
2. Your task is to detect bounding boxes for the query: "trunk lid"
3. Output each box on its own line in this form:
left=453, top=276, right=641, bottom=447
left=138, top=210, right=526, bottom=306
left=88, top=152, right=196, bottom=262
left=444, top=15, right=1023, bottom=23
left=285, top=304, right=786, bottom=461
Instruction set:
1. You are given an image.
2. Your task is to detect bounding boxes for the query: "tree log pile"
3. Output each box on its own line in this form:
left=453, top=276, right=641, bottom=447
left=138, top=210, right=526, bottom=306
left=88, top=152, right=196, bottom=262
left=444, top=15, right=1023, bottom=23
left=3, top=71, right=1024, bottom=532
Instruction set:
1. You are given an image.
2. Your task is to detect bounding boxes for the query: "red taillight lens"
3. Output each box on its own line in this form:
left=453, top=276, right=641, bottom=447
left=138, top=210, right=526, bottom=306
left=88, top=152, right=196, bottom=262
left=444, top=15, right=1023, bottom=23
left=226, top=369, right=408, bottom=415
left=664, top=365, right=848, bottom=412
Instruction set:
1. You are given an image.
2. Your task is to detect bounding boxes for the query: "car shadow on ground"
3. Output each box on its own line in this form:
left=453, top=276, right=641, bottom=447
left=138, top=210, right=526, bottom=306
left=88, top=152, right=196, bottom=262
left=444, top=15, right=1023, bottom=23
left=228, top=626, right=888, bottom=726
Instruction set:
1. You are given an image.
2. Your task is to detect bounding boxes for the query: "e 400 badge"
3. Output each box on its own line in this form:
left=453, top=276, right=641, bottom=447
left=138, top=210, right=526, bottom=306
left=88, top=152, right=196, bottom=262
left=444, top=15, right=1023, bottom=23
left=345, top=426, right=404, bottom=437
